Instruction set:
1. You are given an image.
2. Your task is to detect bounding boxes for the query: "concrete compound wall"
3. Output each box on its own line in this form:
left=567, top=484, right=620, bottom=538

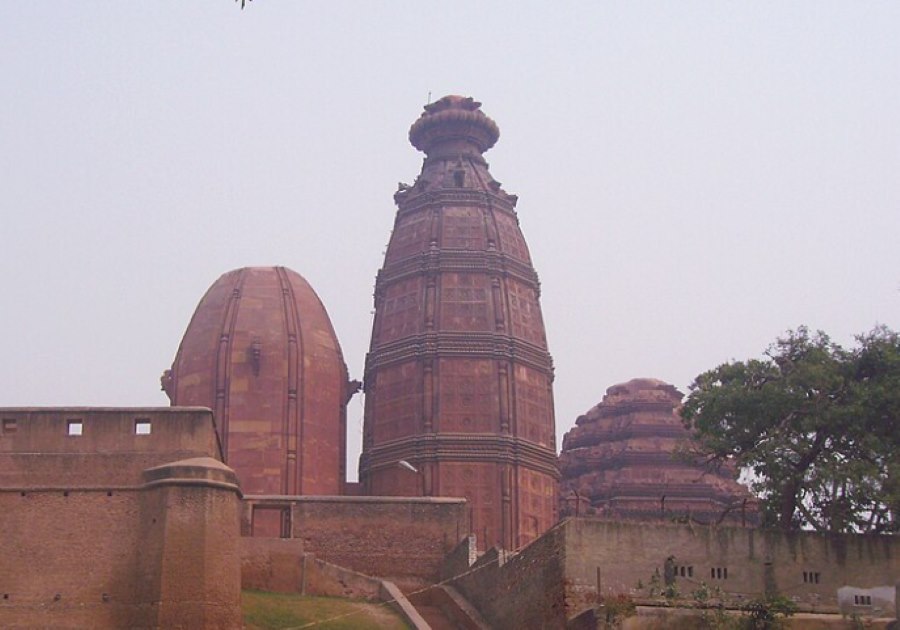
left=0, top=408, right=242, bottom=629
left=242, top=494, right=468, bottom=585
left=563, top=518, right=900, bottom=619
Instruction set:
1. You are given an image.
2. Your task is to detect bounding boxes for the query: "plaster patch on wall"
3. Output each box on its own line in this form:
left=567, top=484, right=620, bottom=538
left=836, top=585, right=894, bottom=617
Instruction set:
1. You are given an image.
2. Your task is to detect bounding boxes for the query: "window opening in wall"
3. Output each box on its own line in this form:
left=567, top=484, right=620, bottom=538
left=711, top=567, right=728, bottom=580
left=854, top=594, right=872, bottom=606
left=803, top=571, right=820, bottom=584
left=2, top=418, right=17, bottom=434
left=67, top=420, right=83, bottom=436
left=251, top=505, right=292, bottom=538
left=675, top=565, right=693, bottom=578
left=134, top=419, right=151, bottom=435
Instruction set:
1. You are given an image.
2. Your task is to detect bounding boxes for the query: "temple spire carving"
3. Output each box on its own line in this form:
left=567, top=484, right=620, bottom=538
left=360, top=96, right=558, bottom=550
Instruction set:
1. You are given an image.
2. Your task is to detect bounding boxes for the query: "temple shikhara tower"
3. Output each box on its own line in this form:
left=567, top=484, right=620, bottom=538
left=360, top=96, right=559, bottom=549
left=559, top=378, right=758, bottom=526
left=163, top=266, right=355, bottom=499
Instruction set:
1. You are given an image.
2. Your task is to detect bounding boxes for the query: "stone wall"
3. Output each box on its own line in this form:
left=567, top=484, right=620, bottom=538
left=0, top=408, right=241, bottom=629
left=240, top=537, right=384, bottom=600
left=563, top=518, right=899, bottom=619
left=0, top=407, right=221, bottom=486
left=242, top=495, right=468, bottom=585
left=447, top=525, right=569, bottom=629
left=438, top=519, right=898, bottom=625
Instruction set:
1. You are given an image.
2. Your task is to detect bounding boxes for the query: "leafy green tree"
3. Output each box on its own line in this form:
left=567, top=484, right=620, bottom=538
left=682, top=326, right=900, bottom=533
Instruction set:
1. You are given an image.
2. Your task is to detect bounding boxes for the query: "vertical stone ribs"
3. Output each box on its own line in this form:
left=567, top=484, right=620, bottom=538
left=360, top=96, right=559, bottom=550
left=164, top=267, right=350, bottom=498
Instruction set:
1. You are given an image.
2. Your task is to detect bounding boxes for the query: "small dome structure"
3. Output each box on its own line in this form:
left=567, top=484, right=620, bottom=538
left=163, top=267, right=357, bottom=496
left=559, top=378, right=758, bottom=526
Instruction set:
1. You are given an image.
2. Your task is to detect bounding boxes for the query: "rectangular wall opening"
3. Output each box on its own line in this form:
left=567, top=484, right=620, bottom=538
left=67, top=420, right=83, bottom=436
left=251, top=505, right=291, bottom=538
left=2, top=418, right=16, bottom=435
left=134, top=419, right=152, bottom=435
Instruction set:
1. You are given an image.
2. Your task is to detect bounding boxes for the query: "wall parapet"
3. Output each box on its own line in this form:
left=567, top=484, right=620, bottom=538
left=0, top=407, right=222, bottom=487
left=0, top=408, right=241, bottom=629
left=242, top=495, right=468, bottom=585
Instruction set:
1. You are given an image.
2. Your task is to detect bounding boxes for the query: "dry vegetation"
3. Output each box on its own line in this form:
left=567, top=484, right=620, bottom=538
left=242, top=590, right=409, bottom=629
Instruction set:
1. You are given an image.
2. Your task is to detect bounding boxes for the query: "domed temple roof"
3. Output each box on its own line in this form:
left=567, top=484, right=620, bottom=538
left=163, top=266, right=356, bottom=496
left=559, top=378, right=758, bottom=526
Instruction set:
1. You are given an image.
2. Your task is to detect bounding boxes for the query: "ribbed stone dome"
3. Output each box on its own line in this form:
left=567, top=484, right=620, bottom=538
left=162, top=267, right=356, bottom=496
left=559, top=378, right=758, bottom=526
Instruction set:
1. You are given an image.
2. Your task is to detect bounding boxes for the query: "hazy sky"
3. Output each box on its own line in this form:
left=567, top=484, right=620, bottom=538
left=3, top=3, right=898, bottom=479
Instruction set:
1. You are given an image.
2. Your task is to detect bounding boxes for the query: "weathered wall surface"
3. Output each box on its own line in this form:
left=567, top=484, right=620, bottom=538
left=0, top=488, right=158, bottom=628
left=563, top=518, right=899, bottom=618
left=242, top=495, right=468, bottom=584
left=0, top=407, right=220, bottom=486
left=240, top=537, right=383, bottom=600
left=147, top=459, right=242, bottom=629
left=447, top=525, right=569, bottom=629
left=0, top=408, right=241, bottom=629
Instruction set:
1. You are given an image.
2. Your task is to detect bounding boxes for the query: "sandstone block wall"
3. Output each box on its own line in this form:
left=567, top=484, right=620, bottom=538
left=242, top=495, right=468, bottom=583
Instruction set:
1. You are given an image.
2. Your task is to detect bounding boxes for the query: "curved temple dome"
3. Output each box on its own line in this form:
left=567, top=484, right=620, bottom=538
left=559, top=378, right=758, bottom=526
left=360, top=96, right=559, bottom=550
left=163, top=266, right=357, bottom=497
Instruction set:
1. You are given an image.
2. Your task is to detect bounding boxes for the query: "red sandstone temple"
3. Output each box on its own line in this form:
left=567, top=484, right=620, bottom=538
left=359, top=96, right=559, bottom=550
left=559, top=378, right=758, bottom=526
left=162, top=266, right=357, bottom=498
left=6, top=97, right=899, bottom=630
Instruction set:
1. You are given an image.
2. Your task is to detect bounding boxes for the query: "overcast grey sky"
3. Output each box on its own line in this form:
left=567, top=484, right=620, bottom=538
left=2, top=3, right=898, bottom=479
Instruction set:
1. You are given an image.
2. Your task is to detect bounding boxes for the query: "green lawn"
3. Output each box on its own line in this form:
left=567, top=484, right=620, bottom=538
left=242, top=590, right=410, bottom=630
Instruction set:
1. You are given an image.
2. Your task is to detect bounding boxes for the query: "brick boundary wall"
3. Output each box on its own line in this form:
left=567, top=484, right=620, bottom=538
left=562, top=518, right=900, bottom=620
left=445, top=525, right=569, bottom=629
left=242, top=495, right=468, bottom=585
left=0, top=408, right=242, bottom=630
left=439, top=519, right=900, bottom=627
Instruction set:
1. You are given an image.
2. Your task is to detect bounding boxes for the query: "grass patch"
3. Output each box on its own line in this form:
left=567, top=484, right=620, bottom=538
left=243, top=590, right=409, bottom=629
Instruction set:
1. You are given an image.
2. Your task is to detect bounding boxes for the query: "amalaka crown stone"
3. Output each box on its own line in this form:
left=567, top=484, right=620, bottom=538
left=409, top=95, right=500, bottom=156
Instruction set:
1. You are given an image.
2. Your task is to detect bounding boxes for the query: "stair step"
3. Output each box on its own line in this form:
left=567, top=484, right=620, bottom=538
left=412, top=603, right=460, bottom=630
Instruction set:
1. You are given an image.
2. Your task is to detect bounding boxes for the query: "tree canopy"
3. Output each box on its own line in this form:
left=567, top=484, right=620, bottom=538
left=681, top=326, right=900, bottom=533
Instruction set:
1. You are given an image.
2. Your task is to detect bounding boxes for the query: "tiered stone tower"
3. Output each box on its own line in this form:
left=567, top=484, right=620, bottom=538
left=360, top=96, right=558, bottom=550
left=559, top=378, right=758, bottom=526
left=163, top=267, right=357, bottom=499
